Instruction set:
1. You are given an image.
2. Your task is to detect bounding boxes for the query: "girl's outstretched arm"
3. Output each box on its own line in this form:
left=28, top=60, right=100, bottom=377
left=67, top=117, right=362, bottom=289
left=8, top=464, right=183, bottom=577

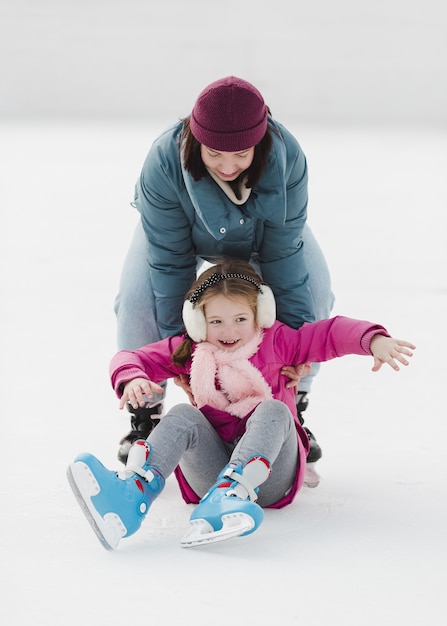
left=369, top=335, right=416, bottom=372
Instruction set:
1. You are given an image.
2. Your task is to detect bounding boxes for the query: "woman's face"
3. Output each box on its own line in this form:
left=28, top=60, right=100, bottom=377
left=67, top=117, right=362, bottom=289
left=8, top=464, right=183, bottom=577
left=200, top=145, right=255, bottom=181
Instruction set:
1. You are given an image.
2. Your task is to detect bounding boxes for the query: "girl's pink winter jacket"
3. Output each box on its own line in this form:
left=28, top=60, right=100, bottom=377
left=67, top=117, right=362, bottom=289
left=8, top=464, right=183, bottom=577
left=110, top=316, right=387, bottom=507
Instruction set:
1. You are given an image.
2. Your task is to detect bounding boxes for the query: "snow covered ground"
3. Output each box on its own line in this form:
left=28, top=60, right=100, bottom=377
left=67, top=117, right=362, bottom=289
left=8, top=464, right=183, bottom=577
left=1, top=120, right=446, bottom=625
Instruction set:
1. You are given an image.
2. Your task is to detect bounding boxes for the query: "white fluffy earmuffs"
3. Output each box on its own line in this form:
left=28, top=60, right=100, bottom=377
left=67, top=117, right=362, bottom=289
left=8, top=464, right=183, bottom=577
left=182, top=276, right=276, bottom=342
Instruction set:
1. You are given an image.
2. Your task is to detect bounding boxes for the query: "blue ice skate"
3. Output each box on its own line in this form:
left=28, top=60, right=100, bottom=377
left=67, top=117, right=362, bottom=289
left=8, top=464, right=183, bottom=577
left=67, top=440, right=165, bottom=550
left=181, top=456, right=270, bottom=548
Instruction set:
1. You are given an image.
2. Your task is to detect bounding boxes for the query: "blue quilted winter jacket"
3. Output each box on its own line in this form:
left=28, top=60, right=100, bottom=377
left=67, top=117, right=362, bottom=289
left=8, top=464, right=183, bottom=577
left=134, top=118, right=313, bottom=338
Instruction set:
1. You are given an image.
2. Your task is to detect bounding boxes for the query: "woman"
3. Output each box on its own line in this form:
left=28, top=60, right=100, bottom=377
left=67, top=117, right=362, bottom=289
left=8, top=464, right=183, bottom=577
left=114, top=76, right=334, bottom=464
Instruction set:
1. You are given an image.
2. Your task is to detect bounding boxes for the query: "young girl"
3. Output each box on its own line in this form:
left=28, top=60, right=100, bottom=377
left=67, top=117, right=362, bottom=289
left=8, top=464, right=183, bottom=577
left=68, top=259, right=415, bottom=550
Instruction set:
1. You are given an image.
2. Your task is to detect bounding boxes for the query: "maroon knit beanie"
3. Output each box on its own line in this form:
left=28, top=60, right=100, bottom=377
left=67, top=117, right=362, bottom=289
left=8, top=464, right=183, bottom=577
left=190, top=76, right=268, bottom=152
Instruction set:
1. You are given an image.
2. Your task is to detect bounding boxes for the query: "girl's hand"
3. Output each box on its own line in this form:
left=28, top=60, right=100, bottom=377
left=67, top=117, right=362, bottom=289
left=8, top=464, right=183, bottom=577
left=370, top=335, right=416, bottom=372
left=281, top=363, right=312, bottom=390
left=120, top=378, right=164, bottom=410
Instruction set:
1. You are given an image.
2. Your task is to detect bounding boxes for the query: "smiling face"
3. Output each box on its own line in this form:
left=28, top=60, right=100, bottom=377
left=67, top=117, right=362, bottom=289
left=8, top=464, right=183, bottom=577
left=203, top=293, right=258, bottom=351
left=200, top=145, right=255, bottom=181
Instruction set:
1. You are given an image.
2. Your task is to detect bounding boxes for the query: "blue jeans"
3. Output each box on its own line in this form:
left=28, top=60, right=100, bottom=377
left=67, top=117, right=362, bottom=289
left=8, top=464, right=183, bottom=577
left=114, top=220, right=334, bottom=393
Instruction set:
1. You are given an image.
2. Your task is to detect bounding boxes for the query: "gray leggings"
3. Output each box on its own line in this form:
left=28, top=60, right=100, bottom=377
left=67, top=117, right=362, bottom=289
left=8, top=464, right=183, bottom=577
left=147, top=399, right=298, bottom=507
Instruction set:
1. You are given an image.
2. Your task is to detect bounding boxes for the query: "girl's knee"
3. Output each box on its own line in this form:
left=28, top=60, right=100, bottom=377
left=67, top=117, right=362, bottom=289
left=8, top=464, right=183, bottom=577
left=253, top=399, right=294, bottom=428
left=263, top=399, right=292, bottom=416
left=164, top=403, right=205, bottom=424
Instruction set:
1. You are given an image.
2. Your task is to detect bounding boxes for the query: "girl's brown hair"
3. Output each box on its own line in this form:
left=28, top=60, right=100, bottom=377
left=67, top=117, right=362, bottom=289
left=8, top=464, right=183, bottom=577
left=172, top=258, right=263, bottom=366
left=180, top=114, right=274, bottom=191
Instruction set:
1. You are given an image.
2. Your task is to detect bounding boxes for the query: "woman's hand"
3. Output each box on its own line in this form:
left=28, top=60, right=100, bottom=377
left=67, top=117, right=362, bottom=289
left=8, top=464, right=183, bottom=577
left=120, top=377, right=164, bottom=410
left=174, top=374, right=197, bottom=406
left=370, top=335, right=416, bottom=372
left=281, top=363, right=312, bottom=391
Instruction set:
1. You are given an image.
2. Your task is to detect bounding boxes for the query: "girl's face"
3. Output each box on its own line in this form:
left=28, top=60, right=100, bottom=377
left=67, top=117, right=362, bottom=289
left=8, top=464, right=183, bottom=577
left=200, top=145, right=255, bottom=181
left=204, top=293, right=257, bottom=351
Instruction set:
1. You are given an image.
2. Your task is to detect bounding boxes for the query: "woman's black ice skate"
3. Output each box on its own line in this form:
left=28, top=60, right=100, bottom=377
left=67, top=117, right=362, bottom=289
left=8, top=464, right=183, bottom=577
left=117, top=402, right=163, bottom=464
left=297, top=392, right=322, bottom=488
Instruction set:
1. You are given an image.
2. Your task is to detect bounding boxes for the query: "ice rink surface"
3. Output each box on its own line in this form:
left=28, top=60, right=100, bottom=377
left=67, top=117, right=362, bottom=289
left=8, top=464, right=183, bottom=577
left=1, top=120, right=445, bottom=626
left=1, top=1, right=447, bottom=624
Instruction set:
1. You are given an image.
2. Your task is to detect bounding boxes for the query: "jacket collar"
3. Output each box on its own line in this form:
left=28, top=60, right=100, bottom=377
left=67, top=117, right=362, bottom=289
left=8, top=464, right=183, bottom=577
left=181, top=127, right=287, bottom=240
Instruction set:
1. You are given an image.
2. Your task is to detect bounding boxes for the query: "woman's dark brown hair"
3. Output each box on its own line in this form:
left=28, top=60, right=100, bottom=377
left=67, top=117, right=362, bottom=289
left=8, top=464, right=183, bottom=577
left=180, top=113, right=274, bottom=190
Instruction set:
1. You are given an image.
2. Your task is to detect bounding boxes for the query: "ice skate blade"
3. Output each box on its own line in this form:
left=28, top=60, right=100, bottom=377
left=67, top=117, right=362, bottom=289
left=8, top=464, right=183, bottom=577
left=303, top=462, right=320, bottom=488
left=180, top=513, right=255, bottom=548
left=67, top=461, right=126, bottom=551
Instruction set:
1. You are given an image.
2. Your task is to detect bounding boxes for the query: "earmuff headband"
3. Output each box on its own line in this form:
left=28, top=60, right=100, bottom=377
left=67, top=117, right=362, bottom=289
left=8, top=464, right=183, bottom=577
left=189, top=272, right=263, bottom=304
left=183, top=272, right=276, bottom=342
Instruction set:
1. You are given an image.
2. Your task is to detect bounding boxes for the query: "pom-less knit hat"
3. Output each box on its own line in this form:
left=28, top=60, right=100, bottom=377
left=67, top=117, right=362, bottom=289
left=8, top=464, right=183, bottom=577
left=190, top=76, right=268, bottom=152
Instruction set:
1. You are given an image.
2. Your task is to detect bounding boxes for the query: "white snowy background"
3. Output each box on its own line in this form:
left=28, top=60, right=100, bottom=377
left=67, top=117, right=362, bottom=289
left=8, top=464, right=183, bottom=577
left=1, top=2, right=446, bottom=625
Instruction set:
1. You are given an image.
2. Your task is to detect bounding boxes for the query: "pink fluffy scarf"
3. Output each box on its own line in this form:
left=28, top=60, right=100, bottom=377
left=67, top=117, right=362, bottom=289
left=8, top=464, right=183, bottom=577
left=189, top=330, right=273, bottom=418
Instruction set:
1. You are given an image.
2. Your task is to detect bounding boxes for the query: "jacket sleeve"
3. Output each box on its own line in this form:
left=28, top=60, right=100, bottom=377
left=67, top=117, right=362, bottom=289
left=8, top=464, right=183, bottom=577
left=258, top=126, right=314, bottom=329
left=109, top=336, right=187, bottom=397
left=136, top=129, right=196, bottom=338
left=271, top=317, right=389, bottom=365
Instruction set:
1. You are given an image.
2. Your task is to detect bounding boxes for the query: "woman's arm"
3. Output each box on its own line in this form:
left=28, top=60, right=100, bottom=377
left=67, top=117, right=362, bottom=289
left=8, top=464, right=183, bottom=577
left=258, top=125, right=314, bottom=328
left=136, top=134, right=197, bottom=338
